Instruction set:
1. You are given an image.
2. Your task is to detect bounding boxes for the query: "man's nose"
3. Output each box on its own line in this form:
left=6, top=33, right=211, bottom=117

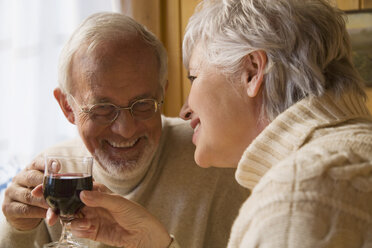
left=110, top=110, right=137, bottom=138
left=179, top=97, right=192, bottom=120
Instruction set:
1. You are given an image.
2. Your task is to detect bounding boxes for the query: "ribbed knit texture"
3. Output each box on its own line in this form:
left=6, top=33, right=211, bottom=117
left=229, top=92, right=372, bottom=247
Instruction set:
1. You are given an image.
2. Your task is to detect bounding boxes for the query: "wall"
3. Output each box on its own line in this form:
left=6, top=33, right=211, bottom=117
left=335, top=0, right=372, bottom=112
left=336, top=0, right=372, bottom=10
left=120, top=0, right=201, bottom=117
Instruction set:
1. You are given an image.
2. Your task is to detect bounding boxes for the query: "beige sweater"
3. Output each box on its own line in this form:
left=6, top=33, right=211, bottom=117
left=228, top=92, right=372, bottom=247
left=0, top=116, right=249, bottom=248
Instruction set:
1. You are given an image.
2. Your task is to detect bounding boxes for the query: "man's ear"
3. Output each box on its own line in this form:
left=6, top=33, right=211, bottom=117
left=53, top=88, right=76, bottom=125
left=241, top=50, right=267, bottom=97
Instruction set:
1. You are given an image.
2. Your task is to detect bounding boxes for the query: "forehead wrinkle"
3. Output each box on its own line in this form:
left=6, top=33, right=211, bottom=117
left=83, top=70, right=98, bottom=86
left=71, top=45, right=102, bottom=92
left=72, top=39, right=160, bottom=104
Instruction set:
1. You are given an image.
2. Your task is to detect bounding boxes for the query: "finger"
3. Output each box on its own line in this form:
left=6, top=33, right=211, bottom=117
left=77, top=206, right=115, bottom=222
left=26, top=156, right=45, bottom=172
left=70, top=218, right=93, bottom=231
left=31, top=184, right=43, bottom=198
left=13, top=169, right=44, bottom=189
left=6, top=185, right=48, bottom=209
left=3, top=201, right=47, bottom=219
left=71, top=218, right=97, bottom=240
left=80, top=191, right=132, bottom=213
left=45, top=208, right=58, bottom=226
left=71, top=228, right=97, bottom=240
left=45, top=160, right=61, bottom=174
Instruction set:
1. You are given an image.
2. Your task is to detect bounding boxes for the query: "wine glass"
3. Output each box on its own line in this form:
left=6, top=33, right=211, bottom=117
left=43, top=155, right=93, bottom=248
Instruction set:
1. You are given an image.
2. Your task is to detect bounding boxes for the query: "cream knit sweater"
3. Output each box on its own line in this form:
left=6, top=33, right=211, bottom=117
left=0, top=116, right=249, bottom=248
left=228, top=92, right=372, bottom=247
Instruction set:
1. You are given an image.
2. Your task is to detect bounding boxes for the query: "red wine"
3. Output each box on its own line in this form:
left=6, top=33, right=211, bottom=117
left=43, top=174, right=93, bottom=216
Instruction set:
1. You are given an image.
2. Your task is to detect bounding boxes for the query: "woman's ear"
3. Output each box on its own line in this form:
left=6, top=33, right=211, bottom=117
left=241, top=50, right=267, bottom=97
left=53, top=88, right=76, bottom=124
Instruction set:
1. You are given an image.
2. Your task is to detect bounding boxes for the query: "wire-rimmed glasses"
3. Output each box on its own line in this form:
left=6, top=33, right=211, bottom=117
left=69, top=94, right=163, bottom=125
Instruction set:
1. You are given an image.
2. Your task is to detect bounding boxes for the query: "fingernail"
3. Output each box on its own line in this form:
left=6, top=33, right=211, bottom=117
left=46, top=209, right=52, bottom=221
left=51, top=161, right=60, bottom=173
left=30, top=188, right=37, bottom=196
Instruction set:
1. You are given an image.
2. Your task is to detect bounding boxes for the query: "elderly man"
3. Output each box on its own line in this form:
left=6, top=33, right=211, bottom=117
left=0, top=12, right=249, bottom=248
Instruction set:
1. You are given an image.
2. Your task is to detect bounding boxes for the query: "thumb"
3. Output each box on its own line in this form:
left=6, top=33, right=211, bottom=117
left=80, top=190, right=133, bottom=213
left=45, top=208, right=59, bottom=226
left=80, top=191, right=172, bottom=247
left=31, top=184, right=44, bottom=198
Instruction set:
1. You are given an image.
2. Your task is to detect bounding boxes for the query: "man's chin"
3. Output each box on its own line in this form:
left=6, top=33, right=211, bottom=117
left=94, top=149, right=154, bottom=180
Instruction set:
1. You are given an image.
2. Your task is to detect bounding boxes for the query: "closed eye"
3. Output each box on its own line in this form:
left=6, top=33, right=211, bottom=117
left=187, top=75, right=197, bottom=83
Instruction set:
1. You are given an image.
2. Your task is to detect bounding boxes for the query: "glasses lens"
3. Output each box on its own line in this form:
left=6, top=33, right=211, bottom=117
left=89, top=104, right=118, bottom=124
left=132, top=99, right=157, bottom=120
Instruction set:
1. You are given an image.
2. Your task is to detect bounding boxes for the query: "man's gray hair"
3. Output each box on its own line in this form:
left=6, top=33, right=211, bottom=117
left=183, top=0, right=366, bottom=121
left=58, top=12, right=167, bottom=94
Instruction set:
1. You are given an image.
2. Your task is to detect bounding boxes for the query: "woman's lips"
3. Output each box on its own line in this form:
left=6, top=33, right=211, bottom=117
left=190, top=117, right=200, bottom=129
left=190, top=117, right=201, bottom=145
left=192, top=123, right=200, bottom=145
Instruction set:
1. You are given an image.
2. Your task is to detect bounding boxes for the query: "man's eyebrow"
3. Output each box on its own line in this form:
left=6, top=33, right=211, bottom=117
left=86, top=97, right=111, bottom=105
left=89, top=92, right=156, bottom=106
left=130, top=93, right=156, bottom=102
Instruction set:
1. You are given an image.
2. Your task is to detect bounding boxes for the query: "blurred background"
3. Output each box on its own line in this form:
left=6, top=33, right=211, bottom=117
left=0, top=0, right=371, bottom=194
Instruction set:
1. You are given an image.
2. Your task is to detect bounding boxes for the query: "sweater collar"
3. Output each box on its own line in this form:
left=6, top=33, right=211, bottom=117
left=235, top=92, right=371, bottom=190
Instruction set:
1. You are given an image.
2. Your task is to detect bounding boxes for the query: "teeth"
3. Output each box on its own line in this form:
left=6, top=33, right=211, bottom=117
left=194, top=123, right=200, bottom=132
left=108, top=138, right=139, bottom=148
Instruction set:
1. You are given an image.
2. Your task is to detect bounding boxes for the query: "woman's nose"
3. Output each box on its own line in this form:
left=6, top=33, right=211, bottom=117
left=179, top=97, right=192, bottom=120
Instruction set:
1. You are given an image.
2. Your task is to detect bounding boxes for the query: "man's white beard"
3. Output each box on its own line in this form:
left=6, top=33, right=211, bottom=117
left=94, top=141, right=157, bottom=180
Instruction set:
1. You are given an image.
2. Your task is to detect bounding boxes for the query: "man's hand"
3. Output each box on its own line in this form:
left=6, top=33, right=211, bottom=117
left=70, top=190, right=172, bottom=248
left=2, top=156, right=49, bottom=231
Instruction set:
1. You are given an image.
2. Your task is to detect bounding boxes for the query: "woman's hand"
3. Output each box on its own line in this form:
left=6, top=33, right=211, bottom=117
left=41, top=182, right=112, bottom=226
left=69, top=189, right=172, bottom=248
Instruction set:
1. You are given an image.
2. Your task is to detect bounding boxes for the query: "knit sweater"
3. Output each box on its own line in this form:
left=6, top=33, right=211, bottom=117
left=0, top=116, right=249, bottom=248
left=228, top=92, right=372, bottom=247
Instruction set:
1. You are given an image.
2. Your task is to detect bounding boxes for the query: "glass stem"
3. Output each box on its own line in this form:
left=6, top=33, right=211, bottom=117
left=59, top=217, right=74, bottom=244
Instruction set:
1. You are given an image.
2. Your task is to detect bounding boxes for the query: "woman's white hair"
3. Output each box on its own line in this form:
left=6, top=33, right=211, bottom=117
left=183, top=0, right=366, bottom=121
left=58, top=12, right=167, bottom=94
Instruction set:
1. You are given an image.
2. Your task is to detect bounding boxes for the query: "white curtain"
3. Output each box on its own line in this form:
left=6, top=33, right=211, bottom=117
left=0, top=0, right=121, bottom=192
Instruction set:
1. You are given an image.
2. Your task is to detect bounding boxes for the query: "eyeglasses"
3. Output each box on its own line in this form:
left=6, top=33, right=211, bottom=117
left=69, top=95, right=163, bottom=125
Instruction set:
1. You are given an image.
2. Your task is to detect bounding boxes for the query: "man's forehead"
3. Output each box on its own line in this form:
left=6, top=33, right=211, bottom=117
left=83, top=37, right=156, bottom=59
left=74, top=41, right=159, bottom=74
left=72, top=47, right=159, bottom=84
left=74, top=71, right=161, bottom=105
left=71, top=39, right=161, bottom=103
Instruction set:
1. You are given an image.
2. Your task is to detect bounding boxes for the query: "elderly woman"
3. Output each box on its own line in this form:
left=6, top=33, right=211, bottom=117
left=64, top=0, right=372, bottom=247
left=178, top=0, right=372, bottom=246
